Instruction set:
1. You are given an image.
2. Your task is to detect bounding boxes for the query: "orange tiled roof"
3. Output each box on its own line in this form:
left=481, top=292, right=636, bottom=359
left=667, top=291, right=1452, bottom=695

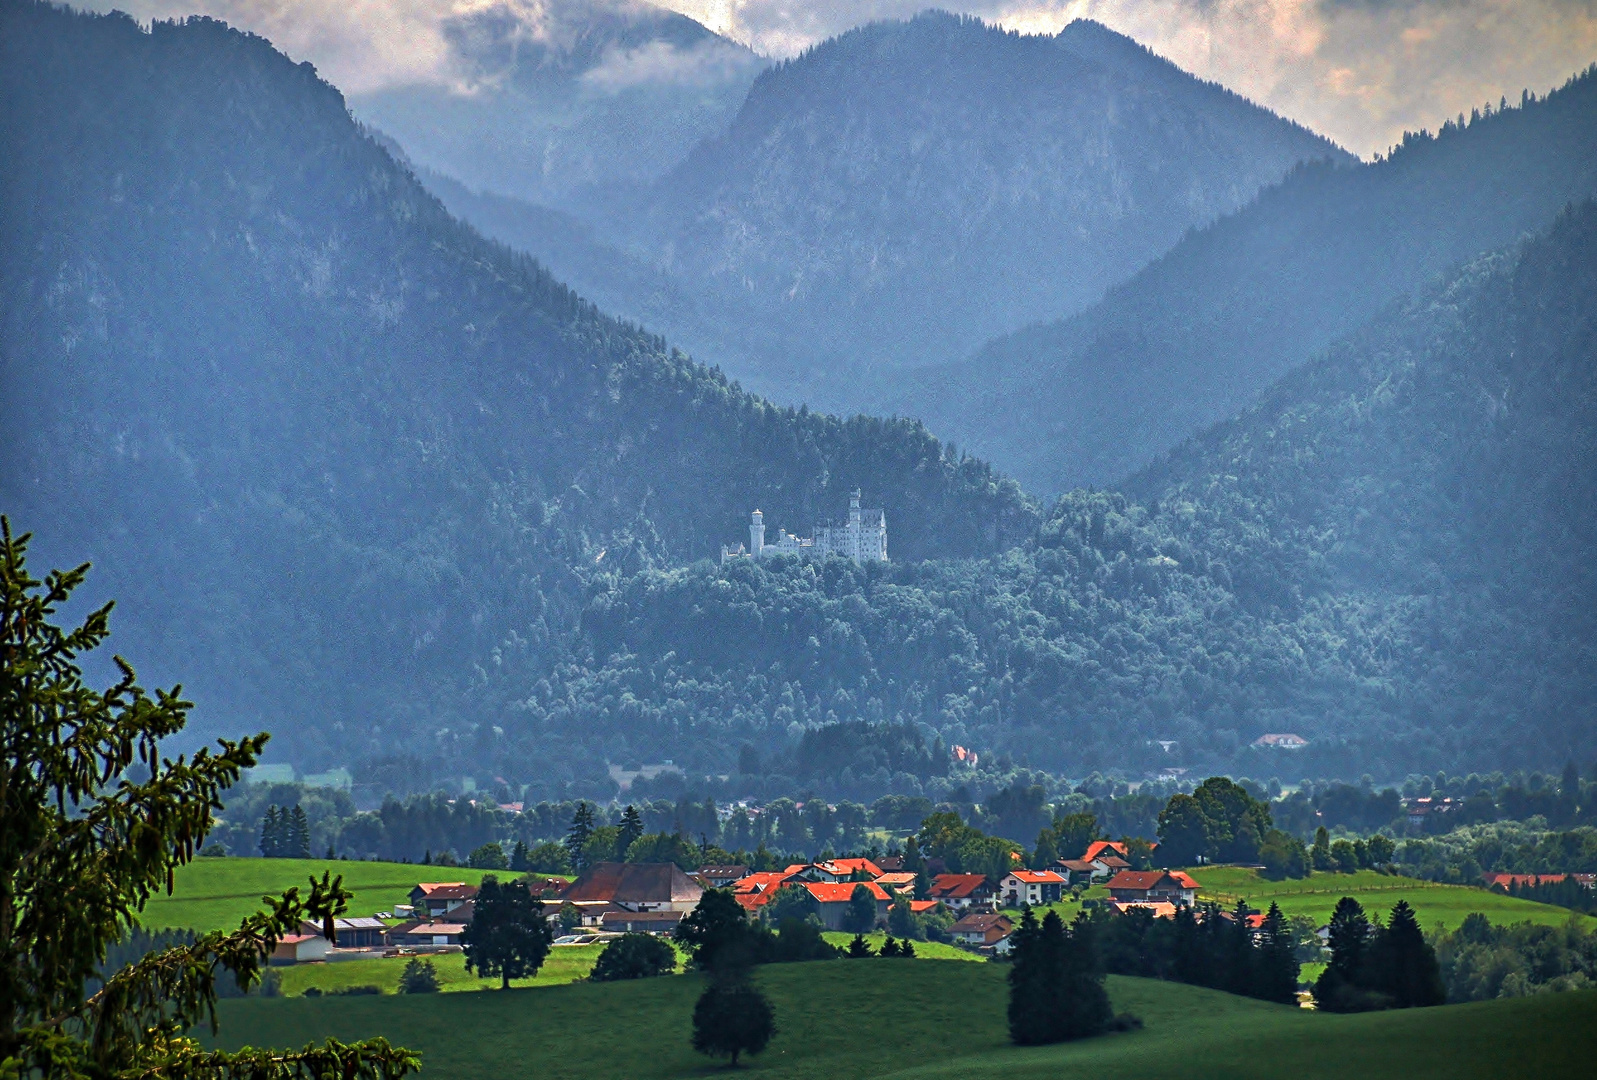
left=804, top=881, right=890, bottom=904
left=1007, top=870, right=1065, bottom=884
left=1083, top=841, right=1129, bottom=862
left=821, top=858, right=884, bottom=878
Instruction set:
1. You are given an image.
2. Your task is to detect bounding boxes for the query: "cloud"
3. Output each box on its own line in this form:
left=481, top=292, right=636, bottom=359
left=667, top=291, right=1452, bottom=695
left=579, top=37, right=763, bottom=91
left=666, top=0, right=1597, bottom=156
left=80, top=0, right=1597, bottom=154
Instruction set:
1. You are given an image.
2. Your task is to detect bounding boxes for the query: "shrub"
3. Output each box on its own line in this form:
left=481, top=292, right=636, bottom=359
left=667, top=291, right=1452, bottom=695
left=398, top=958, right=440, bottom=994
left=591, top=933, right=677, bottom=982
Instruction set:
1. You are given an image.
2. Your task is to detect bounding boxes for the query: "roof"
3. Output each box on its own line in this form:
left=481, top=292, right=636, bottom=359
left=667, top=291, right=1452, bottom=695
left=1097, top=855, right=1131, bottom=870
left=874, top=872, right=916, bottom=886
left=1252, top=733, right=1309, bottom=747
left=402, top=922, right=466, bottom=935
left=1106, top=901, right=1178, bottom=919
left=562, top=862, right=705, bottom=905
left=1082, top=841, right=1129, bottom=862
left=1006, top=870, right=1065, bottom=884
left=1106, top=870, right=1199, bottom=892
left=820, top=858, right=883, bottom=878
left=412, top=883, right=477, bottom=900
left=909, top=900, right=939, bottom=913
left=697, top=865, right=749, bottom=878
left=876, top=856, right=905, bottom=872
left=732, top=871, right=795, bottom=894
left=601, top=910, right=684, bottom=926
left=336, top=917, right=390, bottom=930
left=804, top=881, right=891, bottom=904
left=950, top=912, right=1013, bottom=933
left=276, top=933, right=321, bottom=945
left=928, top=874, right=991, bottom=899
left=1058, top=859, right=1097, bottom=872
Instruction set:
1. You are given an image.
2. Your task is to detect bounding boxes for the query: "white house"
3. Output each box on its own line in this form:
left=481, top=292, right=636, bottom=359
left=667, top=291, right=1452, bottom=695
left=999, top=870, right=1066, bottom=907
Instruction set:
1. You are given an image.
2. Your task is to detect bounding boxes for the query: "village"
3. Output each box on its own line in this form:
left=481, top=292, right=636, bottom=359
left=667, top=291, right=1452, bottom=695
left=268, top=843, right=1206, bottom=965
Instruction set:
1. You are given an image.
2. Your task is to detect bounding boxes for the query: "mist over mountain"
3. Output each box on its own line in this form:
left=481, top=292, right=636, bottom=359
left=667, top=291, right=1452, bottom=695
left=0, top=0, right=1029, bottom=782
left=435, top=11, right=1348, bottom=410
left=349, top=0, right=764, bottom=211
left=897, top=66, right=1597, bottom=493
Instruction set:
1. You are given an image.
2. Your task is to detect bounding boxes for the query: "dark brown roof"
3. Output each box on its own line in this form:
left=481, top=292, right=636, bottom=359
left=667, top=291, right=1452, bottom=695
left=928, top=874, right=992, bottom=899
left=411, top=883, right=478, bottom=901
left=562, top=862, right=704, bottom=905
left=697, top=865, right=749, bottom=877
left=951, top=912, right=1013, bottom=933
left=601, top=910, right=685, bottom=926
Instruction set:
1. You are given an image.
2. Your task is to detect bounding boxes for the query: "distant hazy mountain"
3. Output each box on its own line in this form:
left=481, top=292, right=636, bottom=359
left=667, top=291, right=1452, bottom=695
left=0, top=0, right=1030, bottom=781
left=350, top=0, right=764, bottom=210
left=437, top=12, right=1348, bottom=410
left=897, top=65, right=1597, bottom=493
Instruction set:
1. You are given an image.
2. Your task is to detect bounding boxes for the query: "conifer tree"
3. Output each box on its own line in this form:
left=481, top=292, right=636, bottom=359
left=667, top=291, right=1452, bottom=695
left=1006, top=908, right=1047, bottom=1044
left=259, top=805, right=281, bottom=858
left=1256, top=903, right=1300, bottom=1004
left=288, top=805, right=311, bottom=859
left=565, top=802, right=595, bottom=868
left=616, top=804, right=644, bottom=860
left=509, top=840, right=530, bottom=873
left=1374, top=901, right=1444, bottom=1008
left=846, top=934, right=874, bottom=958
left=1314, top=896, right=1371, bottom=1011
left=0, top=519, right=416, bottom=1079
left=879, top=936, right=901, bottom=958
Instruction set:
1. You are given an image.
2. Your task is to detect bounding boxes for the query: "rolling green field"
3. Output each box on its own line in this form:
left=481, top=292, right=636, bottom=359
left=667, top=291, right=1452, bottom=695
left=142, top=858, right=495, bottom=931
left=819, top=932, right=981, bottom=961
left=212, top=960, right=1597, bottom=1079
left=1190, top=867, right=1597, bottom=932
left=274, top=944, right=610, bottom=996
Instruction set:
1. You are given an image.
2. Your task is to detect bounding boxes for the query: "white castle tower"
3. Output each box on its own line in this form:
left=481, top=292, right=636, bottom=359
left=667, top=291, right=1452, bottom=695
left=722, top=490, right=886, bottom=565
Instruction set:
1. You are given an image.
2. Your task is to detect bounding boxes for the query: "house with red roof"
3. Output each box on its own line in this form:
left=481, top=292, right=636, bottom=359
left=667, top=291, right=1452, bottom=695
left=999, top=869, right=1066, bottom=907
left=695, top=865, right=750, bottom=889
left=1106, top=870, right=1199, bottom=906
left=1082, top=841, right=1130, bottom=863
left=561, top=862, right=704, bottom=912
left=873, top=871, right=917, bottom=893
left=409, top=882, right=480, bottom=917
left=820, top=857, right=884, bottom=880
left=803, top=881, right=892, bottom=930
left=269, top=932, right=331, bottom=964
left=927, top=873, right=997, bottom=911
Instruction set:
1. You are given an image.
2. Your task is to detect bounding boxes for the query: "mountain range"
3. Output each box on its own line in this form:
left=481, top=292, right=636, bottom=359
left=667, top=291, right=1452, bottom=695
left=349, top=0, right=764, bottom=212
left=895, top=65, right=1597, bottom=492
left=3, top=0, right=1595, bottom=792
left=425, top=12, right=1349, bottom=410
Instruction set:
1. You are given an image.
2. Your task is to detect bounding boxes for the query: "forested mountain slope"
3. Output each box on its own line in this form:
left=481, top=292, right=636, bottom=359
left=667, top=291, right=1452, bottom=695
left=898, top=66, right=1597, bottom=493
left=0, top=1, right=1031, bottom=780
left=350, top=0, right=763, bottom=211
left=553, top=204, right=1597, bottom=782
left=442, top=12, right=1347, bottom=410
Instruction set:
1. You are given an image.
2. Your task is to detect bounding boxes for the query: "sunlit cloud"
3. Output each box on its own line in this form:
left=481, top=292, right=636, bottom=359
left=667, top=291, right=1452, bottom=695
left=81, top=0, right=1597, bottom=155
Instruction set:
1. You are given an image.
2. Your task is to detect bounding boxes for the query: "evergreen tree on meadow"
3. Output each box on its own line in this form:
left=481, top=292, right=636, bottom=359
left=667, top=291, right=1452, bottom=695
left=565, top=802, right=596, bottom=869
left=258, top=805, right=282, bottom=858
left=461, top=876, right=553, bottom=989
left=879, top=936, right=902, bottom=957
left=1256, top=903, right=1301, bottom=1004
left=1314, top=896, right=1374, bottom=1011
left=847, top=933, right=874, bottom=958
left=0, top=519, right=415, bottom=1079
left=288, top=805, right=311, bottom=859
left=1007, top=908, right=1110, bottom=1046
left=1372, top=901, right=1445, bottom=1008
left=510, top=839, right=531, bottom=873
left=1223, top=900, right=1256, bottom=997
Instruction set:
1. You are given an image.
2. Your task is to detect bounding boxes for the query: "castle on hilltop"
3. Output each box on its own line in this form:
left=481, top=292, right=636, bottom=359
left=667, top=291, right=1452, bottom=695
left=721, top=489, right=887, bottom=565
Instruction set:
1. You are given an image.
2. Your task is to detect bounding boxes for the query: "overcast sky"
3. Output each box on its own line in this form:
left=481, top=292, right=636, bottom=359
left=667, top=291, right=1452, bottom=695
left=89, top=0, right=1597, bottom=157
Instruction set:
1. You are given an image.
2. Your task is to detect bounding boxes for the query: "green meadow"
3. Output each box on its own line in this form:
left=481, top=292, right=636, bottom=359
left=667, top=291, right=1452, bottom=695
left=273, top=944, right=610, bottom=996
left=1189, top=867, right=1597, bottom=932
left=211, top=960, right=1597, bottom=1079
left=141, top=858, right=495, bottom=931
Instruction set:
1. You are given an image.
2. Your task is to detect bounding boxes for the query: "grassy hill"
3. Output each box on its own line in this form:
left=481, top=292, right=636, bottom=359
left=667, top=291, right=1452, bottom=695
left=1190, top=867, right=1597, bottom=932
left=210, top=960, right=1597, bottom=1078
left=140, top=858, right=493, bottom=931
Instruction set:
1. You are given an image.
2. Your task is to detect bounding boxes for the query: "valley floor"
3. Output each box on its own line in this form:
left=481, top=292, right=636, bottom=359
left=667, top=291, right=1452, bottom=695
left=211, top=961, right=1597, bottom=1079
